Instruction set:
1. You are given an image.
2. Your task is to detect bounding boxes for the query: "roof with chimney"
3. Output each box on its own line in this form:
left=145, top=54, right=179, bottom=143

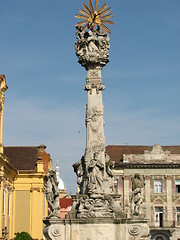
left=4, top=145, right=51, bottom=173
left=106, top=144, right=180, bottom=167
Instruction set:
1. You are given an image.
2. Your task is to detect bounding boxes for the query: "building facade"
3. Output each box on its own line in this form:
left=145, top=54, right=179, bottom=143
left=4, top=145, right=52, bottom=239
left=0, top=153, right=17, bottom=239
left=0, top=74, right=53, bottom=240
left=106, top=144, right=180, bottom=240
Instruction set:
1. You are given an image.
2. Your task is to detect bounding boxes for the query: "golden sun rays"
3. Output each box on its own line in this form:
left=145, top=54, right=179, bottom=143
left=75, top=0, right=114, bottom=34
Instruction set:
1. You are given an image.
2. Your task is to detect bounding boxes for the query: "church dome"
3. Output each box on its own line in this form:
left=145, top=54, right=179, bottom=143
left=55, top=160, right=65, bottom=190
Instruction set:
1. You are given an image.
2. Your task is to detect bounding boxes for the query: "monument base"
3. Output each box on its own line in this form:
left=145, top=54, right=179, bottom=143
left=43, top=217, right=149, bottom=240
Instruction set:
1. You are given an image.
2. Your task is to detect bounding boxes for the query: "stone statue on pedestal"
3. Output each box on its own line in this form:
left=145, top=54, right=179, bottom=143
left=131, top=173, right=144, bottom=217
left=44, top=170, right=60, bottom=218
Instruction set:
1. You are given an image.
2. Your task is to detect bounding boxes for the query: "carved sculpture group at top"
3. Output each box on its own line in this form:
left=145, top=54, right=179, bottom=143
left=75, top=25, right=110, bottom=68
left=74, top=0, right=113, bottom=68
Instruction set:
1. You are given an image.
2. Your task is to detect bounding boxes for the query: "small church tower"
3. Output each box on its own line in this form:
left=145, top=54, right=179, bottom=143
left=55, top=160, right=66, bottom=198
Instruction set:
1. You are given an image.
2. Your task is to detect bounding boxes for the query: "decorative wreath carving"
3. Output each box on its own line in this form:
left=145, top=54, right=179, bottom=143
left=128, top=225, right=140, bottom=236
left=49, top=225, right=63, bottom=240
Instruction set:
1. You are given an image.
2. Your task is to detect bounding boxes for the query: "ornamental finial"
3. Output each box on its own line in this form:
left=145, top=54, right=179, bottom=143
left=75, top=0, right=114, bottom=34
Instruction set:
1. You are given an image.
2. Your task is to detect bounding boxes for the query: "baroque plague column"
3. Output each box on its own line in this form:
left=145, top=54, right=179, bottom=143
left=73, top=21, right=121, bottom=218
left=43, top=1, right=149, bottom=239
left=72, top=0, right=123, bottom=218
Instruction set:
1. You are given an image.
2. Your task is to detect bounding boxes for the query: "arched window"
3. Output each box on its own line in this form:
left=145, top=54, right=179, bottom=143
left=155, top=236, right=164, bottom=240
left=151, top=233, right=170, bottom=240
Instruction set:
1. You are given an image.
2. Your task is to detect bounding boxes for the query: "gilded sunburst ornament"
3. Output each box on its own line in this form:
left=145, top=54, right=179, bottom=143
left=75, top=0, right=114, bottom=34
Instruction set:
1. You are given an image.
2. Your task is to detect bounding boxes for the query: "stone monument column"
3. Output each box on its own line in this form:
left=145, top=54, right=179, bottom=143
left=85, top=67, right=105, bottom=151
left=84, top=66, right=107, bottom=188
left=73, top=25, right=121, bottom=218
left=43, top=1, right=149, bottom=239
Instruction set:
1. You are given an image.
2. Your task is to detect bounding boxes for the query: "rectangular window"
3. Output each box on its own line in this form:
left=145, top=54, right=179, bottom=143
left=177, top=207, right=180, bottom=224
left=154, top=180, right=162, bottom=193
left=155, top=207, right=163, bottom=227
left=114, top=179, right=118, bottom=194
left=175, top=180, right=180, bottom=193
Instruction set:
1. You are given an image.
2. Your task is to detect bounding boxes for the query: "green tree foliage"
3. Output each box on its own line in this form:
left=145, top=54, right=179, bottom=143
left=14, top=231, right=32, bottom=240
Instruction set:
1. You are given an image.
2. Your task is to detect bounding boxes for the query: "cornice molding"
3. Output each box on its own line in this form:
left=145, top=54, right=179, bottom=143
left=114, top=163, right=180, bottom=169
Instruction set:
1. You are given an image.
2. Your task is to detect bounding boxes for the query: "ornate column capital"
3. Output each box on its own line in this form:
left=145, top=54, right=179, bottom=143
left=165, top=175, right=172, bottom=180
left=122, top=175, right=130, bottom=180
left=144, top=175, right=151, bottom=180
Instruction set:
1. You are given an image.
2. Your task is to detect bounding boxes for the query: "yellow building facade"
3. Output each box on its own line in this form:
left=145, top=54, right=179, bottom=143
left=0, top=154, right=17, bottom=239
left=12, top=161, right=47, bottom=239
left=0, top=74, right=53, bottom=240
left=0, top=74, right=13, bottom=239
left=2, top=145, right=53, bottom=240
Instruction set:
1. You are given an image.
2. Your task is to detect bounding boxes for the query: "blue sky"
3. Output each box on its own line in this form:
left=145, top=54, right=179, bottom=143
left=1, top=0, right=180, bottom=193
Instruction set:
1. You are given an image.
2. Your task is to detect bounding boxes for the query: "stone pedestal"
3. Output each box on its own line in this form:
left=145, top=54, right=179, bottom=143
left=43, top=217, right=149, bottom=240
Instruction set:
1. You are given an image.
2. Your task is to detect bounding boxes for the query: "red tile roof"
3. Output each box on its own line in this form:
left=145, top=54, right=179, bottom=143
left=4, top=146, right=38, bottom=171
left=60, top=197, right=73, bottom=208
left=4, top=145, right=51, bottom=172
left=105, top=145, right=180, bottom=164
